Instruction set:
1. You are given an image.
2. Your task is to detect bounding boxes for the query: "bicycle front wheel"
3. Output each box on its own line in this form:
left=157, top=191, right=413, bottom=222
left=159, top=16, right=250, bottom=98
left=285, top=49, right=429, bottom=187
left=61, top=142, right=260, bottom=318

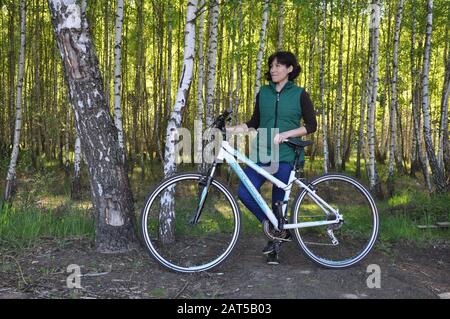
left=140, top=173, right=241, bottom=273
left=291, top=174, right=379, bottom=268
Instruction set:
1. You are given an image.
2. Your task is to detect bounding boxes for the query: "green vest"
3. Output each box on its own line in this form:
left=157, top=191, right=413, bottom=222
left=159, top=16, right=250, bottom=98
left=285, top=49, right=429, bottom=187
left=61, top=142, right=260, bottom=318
left=251, top=81, right=304, bottom=165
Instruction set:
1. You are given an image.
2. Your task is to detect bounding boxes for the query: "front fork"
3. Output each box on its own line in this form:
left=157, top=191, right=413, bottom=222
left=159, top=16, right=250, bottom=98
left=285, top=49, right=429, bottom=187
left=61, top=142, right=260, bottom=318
left=188, top=162, right=218, bottom=224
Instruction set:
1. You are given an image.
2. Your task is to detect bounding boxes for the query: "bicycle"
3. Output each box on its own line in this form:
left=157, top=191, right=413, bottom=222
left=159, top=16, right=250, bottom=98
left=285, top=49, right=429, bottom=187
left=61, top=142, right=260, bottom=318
left=140, top=108, right=379, bottom=273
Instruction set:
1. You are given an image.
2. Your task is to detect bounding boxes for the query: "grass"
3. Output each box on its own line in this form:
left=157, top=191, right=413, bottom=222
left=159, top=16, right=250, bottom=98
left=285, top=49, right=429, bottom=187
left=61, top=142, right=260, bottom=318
left=0, top=204, right=94, bottom=248
left=377, top=189, right=450, bottom=242
left=0, top=156, right=448, bottom=250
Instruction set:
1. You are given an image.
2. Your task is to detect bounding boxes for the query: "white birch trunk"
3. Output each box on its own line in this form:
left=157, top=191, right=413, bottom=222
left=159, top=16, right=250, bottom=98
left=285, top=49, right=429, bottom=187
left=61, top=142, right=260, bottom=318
left=113, top=0, right=125, bottom=164
left=161, top=0, right=198, bottom=244
left=64, top=106, right=70, bottom=171
left=156, top=6, right=165, bottom=165
left=335, top=0, right=344, bottom=171
left=166, top=1, right=173, bottom=120
left=70, top=0, right=86, bottom=201
left=228, top=23, right=235, bottom=113
left=254, top=0, right=270, bottom=100
left=214, top=15, right=223, bottom=116
left=233, top=0, right=244, bottom=123
left=201, top=0, right=219, bottom=174
left=205, top=0, right=219, bottom=127
left=195, top=0, right=206, bottom=165
left=438, top=53, right=450, bottom=174
left=388, top=0, right=404, bottom=179
left=277, top=0, right=284, bottom=50
left=71, top=135, right=82, bottom=200
left=307, top=16, right=317, bottom=94
left=367, top=0, right=382, bottom=196
left=357, top=14, right=369, bottom=179
left=409, top=0, right=429, bottom=189
left=421, top=0, right=447, bottom=193
left=74, top=136, right=81, bottom=179
left=49, top=0, right=137, bottom=252
left=413, top=83, right=432, bottom=192
left=356, top=10, right=366, bottom=178
left=320, top=0, right=329, bottom=173
left=4, top=0, right=26, bottom=201
left=81, top=0, right=87, bottom=28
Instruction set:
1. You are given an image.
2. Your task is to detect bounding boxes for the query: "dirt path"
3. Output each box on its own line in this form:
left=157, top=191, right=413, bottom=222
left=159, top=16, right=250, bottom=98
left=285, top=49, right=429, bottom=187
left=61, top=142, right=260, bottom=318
left=1, top=236, right=449, bottom=299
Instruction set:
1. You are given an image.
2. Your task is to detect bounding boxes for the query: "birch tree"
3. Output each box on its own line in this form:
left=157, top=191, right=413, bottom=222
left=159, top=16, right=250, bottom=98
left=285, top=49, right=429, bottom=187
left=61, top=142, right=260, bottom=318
left=200, top=0, right=219, bottom=174
left=70, top=0, right=86, bottom=201
left=421, top=0, right=447, bottom=193
left=205, top=0, right=219, bottom=127
left=254, top=0, right=270, bottom=100
left=233, top=0, right=244, bottom=120
left=166, top=1, right=173, bottom=121
left=113, top=0, right=126, bottom=164
left=387, top=0, right=404, bottom=195
left=367, top=0, right=382, bottom=197
left=335, top=0, right=344, bottom=171
left=438, top=24, right=450, bottom=177
left=71, top=136, right=82, bottom=200
left=409, top=0, right=431, bottom=191
left=4, top=0, right=25, bottom=202
left=356, top=13, right=368, bottom=179
left=161, top=0, right=198, bottom=244
left=48, top=0, right=137, bottom=252
left=195, top=0, right=206, bottom=166
left=320, top=0, right=329, bottom=173
left=439, top=51, right=450, bottom=176
left=343, top=5, right=358, bottom=169
left=277, top=0, right=284, bottom=50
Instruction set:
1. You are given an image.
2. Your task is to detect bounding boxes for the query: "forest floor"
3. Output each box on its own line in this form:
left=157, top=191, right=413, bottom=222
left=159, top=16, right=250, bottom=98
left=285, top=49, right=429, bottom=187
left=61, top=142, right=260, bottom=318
left=1, top=235, right=449, bottom=299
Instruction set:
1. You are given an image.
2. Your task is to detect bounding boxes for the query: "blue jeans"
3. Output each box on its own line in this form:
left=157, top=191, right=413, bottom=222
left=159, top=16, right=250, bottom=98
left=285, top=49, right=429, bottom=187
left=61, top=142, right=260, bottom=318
left=237, top=162, right=293, bottom=223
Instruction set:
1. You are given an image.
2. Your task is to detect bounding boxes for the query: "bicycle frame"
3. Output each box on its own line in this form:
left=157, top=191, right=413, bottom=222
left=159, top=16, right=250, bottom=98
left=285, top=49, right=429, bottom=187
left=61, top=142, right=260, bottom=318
left=213, top=141, right=342, bottom=231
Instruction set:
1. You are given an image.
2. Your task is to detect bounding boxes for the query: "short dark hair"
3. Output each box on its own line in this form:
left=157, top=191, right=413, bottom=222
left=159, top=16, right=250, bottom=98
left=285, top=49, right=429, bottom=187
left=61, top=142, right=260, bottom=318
left=265, top=51, right=302, bottom=82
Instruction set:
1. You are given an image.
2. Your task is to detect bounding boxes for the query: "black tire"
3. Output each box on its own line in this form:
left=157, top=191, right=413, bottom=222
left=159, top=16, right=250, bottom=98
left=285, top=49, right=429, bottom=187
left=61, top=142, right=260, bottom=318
left=140, top=173, right=241, bottom=273
left=291, top=173, right=379, bottom=268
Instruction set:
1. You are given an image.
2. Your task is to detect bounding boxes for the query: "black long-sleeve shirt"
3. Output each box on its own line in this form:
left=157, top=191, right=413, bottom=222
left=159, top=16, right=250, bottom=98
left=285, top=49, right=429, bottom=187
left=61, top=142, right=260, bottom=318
left=245, top=90, right=317, bottom=134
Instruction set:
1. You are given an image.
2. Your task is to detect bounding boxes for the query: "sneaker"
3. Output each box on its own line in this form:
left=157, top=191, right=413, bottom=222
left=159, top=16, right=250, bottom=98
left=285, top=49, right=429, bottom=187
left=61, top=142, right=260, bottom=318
left=262, top=241, right=275, bottom=255
left=266, top=251, right=279, bottom=265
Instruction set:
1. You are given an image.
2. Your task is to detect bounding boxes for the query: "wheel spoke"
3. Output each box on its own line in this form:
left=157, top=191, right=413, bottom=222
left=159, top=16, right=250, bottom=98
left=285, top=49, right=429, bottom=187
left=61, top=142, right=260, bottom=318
left=292, top=174, right=378, bottom=268
left=140, top=174, right=240, bottom=273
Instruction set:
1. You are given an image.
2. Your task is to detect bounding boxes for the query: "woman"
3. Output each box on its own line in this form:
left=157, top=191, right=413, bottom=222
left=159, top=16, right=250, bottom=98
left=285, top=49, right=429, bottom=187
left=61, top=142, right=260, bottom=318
left=227, top=51, right=317, bottom=265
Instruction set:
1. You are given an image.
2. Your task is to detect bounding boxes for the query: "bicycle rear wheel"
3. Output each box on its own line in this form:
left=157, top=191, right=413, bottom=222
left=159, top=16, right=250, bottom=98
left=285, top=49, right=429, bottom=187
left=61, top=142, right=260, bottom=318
left=140, top=173, right=241, bottom=273
left=291, top=174, right=379, bottom=268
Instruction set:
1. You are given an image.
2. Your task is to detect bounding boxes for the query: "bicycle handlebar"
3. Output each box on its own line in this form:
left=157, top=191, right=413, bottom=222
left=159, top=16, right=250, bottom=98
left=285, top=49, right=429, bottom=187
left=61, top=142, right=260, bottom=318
left=212, top=107, right=233, bottom=130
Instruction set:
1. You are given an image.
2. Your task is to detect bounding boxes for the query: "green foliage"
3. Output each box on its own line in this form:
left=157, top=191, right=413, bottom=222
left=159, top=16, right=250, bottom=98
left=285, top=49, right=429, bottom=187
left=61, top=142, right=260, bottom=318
left=0, top=0, right=449, bottom=251
left=0, top=204, right=94, bottom=248
left=377, top=179, right=450, bottom=243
